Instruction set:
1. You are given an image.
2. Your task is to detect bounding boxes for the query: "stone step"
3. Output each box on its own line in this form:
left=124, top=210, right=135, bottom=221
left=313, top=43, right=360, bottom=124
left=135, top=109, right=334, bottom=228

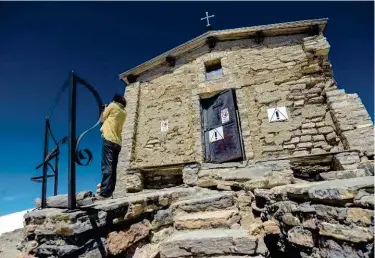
left=214, top=256, right=264, bottom=258
left=170, top=192, right=235, bottom=213
left=173, top=209, right=240, bottom=230
left=271, top=176, right=374, bottom=204
left=159, top=229, right=257, bottom=258
left=319, top=169, right=372, bottom=181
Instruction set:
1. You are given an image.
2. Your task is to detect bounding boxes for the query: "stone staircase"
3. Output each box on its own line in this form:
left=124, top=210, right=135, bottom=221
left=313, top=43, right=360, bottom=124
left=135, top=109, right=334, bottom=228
left=170, top=191, right=236, bottom=213
left=18, top=175, right=375, bottom=257
left=159, top=191, right=259, bottom=258
left=173, top=209, right=239, bottom=230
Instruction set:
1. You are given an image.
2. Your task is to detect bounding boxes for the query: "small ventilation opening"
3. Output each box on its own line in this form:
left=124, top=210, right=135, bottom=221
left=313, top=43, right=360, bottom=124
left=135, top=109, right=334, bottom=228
left=205, top=59, right=223, bottom=81
left=141, top=168, right=183, bottom=189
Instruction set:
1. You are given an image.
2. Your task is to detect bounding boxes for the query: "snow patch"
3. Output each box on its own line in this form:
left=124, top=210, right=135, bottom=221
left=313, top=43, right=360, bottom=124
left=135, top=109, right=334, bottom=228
left=0, top=209, right=32, bottom=236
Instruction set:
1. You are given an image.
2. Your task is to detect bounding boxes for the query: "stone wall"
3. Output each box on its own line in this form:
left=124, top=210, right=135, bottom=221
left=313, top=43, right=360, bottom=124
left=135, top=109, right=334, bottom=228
left=256, top=176, right=374, bottom=258
left=123, top=33, right=347, bottom=169
left=116, top=82, right=141, bottom=197
left=238, top=35, right=342, bottom=159
left=132, top=65, right=198, bottom=168
left=244, top=80, right=341, bottom=159
left=326, top=89, right=374, bottom=158
left=116, top=32, right=373, bottom=195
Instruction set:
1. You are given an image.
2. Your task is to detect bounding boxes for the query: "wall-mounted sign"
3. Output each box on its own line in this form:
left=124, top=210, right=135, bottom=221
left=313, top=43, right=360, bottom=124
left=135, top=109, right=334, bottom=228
left=221, top=108, right=230, bottom=124
left=161, top=120, right=169, bottom=132
left=209, top=126, right=224, bottom=143
left=267, top=107, right=288, bottom=122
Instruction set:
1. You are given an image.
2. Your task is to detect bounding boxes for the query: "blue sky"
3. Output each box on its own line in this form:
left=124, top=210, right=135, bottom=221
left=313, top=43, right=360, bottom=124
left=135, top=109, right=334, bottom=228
left=0, top=2, right=373, bottom=215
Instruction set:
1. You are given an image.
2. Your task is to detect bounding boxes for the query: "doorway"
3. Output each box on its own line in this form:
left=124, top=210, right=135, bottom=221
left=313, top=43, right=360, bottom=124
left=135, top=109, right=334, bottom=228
left=200, top=89, right=245, bottom=163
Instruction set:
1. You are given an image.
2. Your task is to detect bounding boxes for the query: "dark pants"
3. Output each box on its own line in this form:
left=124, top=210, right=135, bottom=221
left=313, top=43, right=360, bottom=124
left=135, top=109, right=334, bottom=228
left=100, top=139, right=121, bottom=197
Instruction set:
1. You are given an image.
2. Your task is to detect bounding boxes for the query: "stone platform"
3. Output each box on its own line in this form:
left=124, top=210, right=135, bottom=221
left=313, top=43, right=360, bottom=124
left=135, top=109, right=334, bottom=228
left=13, top=175, right=374, bottom=258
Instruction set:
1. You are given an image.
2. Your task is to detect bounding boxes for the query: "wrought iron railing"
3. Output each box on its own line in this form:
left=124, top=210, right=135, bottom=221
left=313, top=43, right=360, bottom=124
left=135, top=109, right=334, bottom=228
left=32, top=71, right=103, bottom=209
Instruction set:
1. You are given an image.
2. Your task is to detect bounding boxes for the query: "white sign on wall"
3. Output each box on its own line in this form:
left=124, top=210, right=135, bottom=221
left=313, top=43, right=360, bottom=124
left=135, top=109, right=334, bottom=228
left=267, top=107, right=288, bottom=122
left=161, top=120, right=169, bottom=132
left=209, top=126, right=224, bottom=143
left=221, top=108, right=230, bottom=124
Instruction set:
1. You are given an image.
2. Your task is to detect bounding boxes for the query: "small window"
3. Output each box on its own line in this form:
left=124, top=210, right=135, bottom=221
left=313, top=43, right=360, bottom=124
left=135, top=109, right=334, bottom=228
left=205, top=59, right=223, bottom=81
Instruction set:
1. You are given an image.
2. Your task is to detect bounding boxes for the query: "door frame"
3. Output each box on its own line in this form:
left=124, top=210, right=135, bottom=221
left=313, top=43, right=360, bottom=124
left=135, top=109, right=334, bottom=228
left=199, top=89, right=246, bottom=163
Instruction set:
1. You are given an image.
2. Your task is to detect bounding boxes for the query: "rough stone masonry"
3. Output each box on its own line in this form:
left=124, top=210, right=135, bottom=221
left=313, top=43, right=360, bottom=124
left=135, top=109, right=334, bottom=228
left=12, top=172, right=375, bottom=258
left=2, top=18, right=373, bottom=258
left=114, top=18, right=373, bottom=196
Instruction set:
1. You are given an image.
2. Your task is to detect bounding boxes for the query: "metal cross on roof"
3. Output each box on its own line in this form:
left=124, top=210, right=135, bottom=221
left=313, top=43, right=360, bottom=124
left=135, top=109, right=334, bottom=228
left=201, top=11, right=215, bottom=29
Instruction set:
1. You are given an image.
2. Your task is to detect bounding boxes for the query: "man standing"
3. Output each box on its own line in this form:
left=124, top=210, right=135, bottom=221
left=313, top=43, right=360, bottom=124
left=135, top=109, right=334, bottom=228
left=95, top=94, right=127, bottom=200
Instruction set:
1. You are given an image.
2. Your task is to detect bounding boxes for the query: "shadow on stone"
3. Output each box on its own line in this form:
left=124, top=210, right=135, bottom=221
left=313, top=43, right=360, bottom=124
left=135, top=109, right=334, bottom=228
left=88, top=213, right=107, bottom=257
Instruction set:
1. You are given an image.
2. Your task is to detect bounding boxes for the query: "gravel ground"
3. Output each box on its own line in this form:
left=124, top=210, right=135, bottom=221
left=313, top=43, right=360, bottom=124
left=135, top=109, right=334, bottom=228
left=0, top=228, right=23, bottom=257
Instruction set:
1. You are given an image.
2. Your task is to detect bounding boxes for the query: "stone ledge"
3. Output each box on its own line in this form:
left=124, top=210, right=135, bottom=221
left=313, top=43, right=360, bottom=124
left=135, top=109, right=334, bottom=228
left=18, top=176, right=375, bottom=258
left=318, top=222, right=373, bottom=243
left=159, top=229, right=258, bottom=258
left=271, top=176, right=374, bottom=204
left=319, top=169, right=372, bottom=180
left=173, top=209, right=239, bottom=230
left=170, top=191, right=235, bottom=214
left=34, top=191, right=94, bottom=209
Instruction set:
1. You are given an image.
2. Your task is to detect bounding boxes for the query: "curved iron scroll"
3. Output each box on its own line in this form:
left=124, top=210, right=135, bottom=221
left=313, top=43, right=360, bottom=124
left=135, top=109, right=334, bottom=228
left=33, top=71, right=105, bottom=209
left=48, top=79, right=70, bottom=121
left=73, top=75, right=103, bottom=166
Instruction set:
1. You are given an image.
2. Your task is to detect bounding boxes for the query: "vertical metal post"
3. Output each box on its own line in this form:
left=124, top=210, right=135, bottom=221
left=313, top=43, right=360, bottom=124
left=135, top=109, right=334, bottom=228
left=41, top=118, right=49, bottom=208
left=68, top=71, right=77, bottom=209
left=54, top=151, right=59, bottom=196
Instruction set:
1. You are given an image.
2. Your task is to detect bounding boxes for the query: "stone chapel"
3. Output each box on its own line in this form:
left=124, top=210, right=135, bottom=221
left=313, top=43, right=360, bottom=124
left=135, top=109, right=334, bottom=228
left=114, top=18, right=374, bottom=196
left=13, top=18, right=375, bottom=258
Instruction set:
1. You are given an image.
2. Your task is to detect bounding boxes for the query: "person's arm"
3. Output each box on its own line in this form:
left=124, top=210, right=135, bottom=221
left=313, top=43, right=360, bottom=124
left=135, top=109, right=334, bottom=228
left=101, top=103, right=114, bottom=123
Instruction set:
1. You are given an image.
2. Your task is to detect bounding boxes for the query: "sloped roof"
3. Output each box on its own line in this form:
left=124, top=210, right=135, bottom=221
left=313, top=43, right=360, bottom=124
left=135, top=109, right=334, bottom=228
left=119, top=18, right=328, bottom=84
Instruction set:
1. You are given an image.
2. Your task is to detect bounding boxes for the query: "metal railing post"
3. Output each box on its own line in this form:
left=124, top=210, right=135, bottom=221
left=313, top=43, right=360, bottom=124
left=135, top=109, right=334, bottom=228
left=33, top=71, right=103, bottom=210
left=54, top=151, right=59, bottom=196
left=68, top=71, right=77, bottom=210
left=41, top=118, right=50, bottom=208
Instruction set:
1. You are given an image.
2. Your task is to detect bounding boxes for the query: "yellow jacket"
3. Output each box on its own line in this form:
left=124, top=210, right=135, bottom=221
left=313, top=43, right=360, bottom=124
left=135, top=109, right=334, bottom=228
left=100, top=102, right=127, bottom=145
